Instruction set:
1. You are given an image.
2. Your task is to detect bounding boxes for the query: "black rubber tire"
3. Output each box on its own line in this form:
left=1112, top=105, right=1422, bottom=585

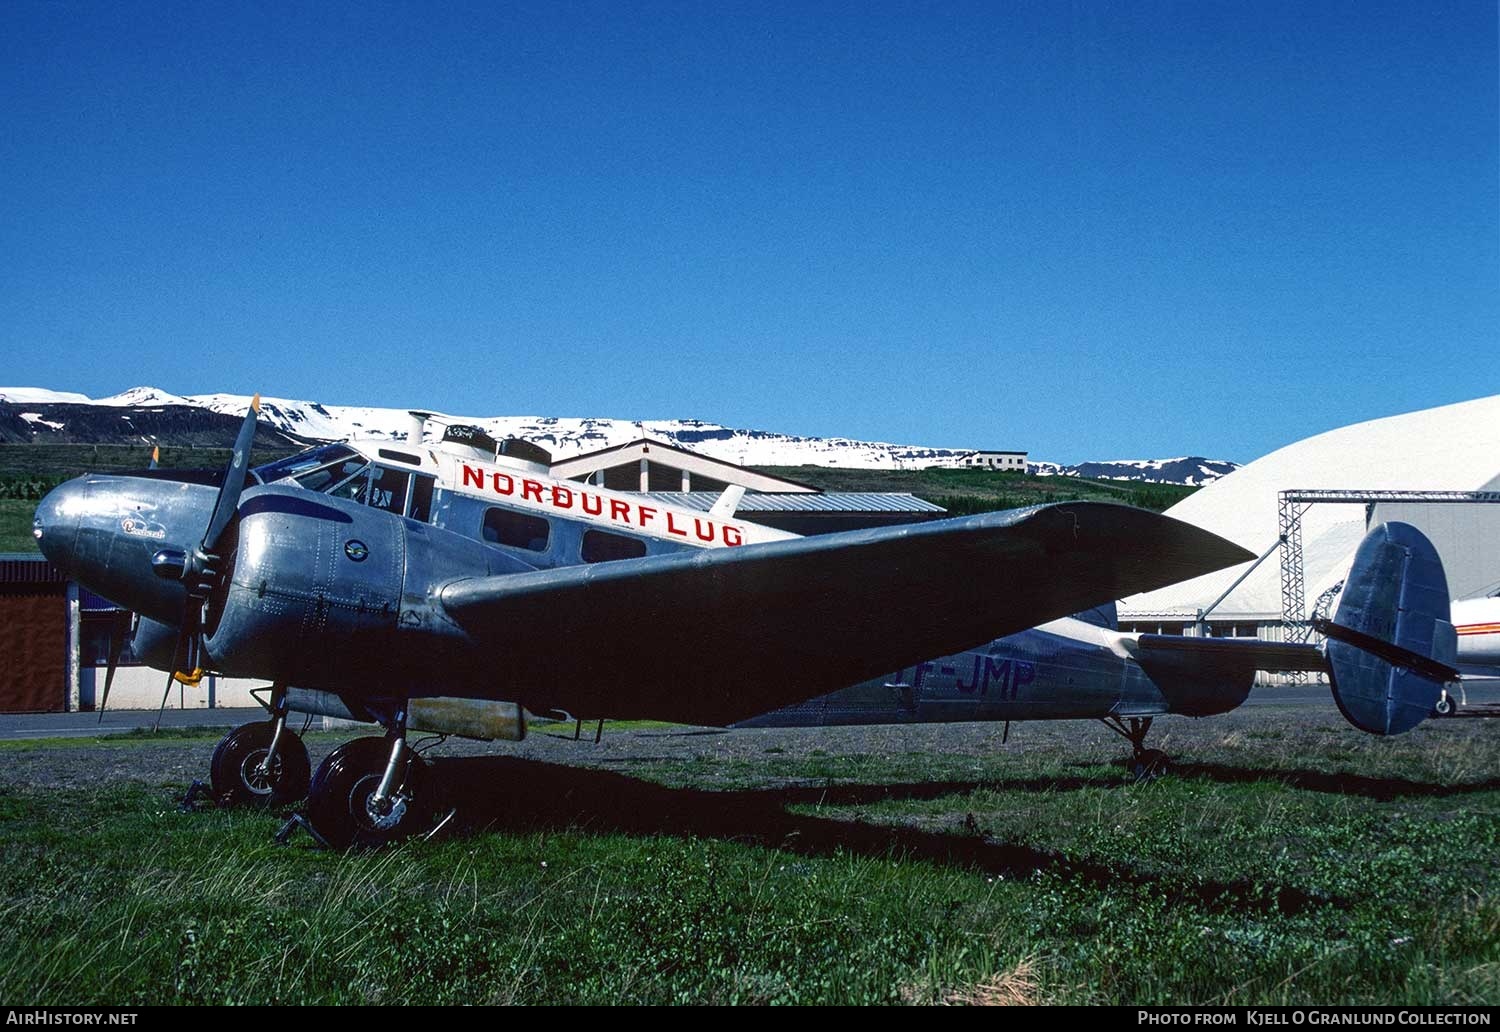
left=306, top=737, right=430, bottom=850
left=1434, top=694, right=1455, bottom=717
left=209, top=721, right=311, bottom=807
left=1130, top=748, right=1170, bottom=783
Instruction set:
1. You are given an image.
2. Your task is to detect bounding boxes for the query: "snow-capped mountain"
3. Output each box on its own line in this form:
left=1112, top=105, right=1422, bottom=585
left=1027, top=457, right=1239, bottom=486
left=0, top=387, right=1240, bottom=483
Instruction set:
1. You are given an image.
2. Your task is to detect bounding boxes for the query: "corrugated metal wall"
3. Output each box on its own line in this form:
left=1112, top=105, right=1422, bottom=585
left=0, top=588, right=67, bottom=712
left=1372, top=502, right=1500, bottom=601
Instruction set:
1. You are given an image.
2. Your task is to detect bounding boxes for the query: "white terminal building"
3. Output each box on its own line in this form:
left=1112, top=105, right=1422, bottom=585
left=952, top=449, right=1028, bottom=470
left=1118, top=394, right=1500, bottom=640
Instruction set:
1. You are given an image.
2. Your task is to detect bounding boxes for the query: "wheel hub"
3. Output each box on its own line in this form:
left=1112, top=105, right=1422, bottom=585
left=241, top=749, right=281, bottom=795
left=355, top=776, right=408, bottom=830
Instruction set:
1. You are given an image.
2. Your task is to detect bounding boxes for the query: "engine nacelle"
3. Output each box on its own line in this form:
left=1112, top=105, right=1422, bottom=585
left=201, top=485, right=536, bottom=695
left=204, top=489, right=406, bottom=689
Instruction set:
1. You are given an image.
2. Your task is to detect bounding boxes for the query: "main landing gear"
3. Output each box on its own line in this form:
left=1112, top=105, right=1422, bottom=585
left=1101, top=716, right=1170, bottom=782
left=305, top=706, right=433, bottom=850
left=210, top=685, right=310, bottom=806
left=203, top=689, right=442, bottom=848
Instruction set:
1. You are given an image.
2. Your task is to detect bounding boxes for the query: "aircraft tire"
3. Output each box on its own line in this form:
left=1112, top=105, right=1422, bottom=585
left=306, top=737, right=430, bottom=850
left=210, top=721, right=311, bottom=807
left=1130, top=749, right=1170, bottom=783
left=1434, top=693, right=1455, bottom=717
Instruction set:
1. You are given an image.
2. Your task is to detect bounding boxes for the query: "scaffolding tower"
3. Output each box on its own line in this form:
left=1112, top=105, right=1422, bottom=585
left=1277, top=488, right=1500, bottom=643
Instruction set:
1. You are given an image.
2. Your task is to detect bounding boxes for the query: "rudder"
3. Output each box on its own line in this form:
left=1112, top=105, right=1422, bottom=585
left=1320, top=521, right=1457, bottom=735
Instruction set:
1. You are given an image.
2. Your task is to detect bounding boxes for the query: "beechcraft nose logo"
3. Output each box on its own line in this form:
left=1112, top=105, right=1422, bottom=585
left=344, top=539, right=369, bottom=562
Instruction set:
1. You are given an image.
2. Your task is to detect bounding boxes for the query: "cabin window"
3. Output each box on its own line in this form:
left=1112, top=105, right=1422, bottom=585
left=582, top=529, right=648, bottom=563
left=484, top=508, right=550, bottom=552
left=378, top=448, right=423, bottom=466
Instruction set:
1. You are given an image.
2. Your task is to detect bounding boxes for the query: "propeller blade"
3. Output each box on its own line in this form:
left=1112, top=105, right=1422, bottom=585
left=96, top=610, right=133, bottom=723
left=152, top=666, right=175, bottom=733
left=154, top=393, right=258, bottom=725
left=202, top=394, right=260, bottom=554
left=148, top=445, right=160, bottom=470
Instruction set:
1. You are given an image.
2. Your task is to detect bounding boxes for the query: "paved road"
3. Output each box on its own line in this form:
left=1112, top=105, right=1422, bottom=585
left=0, top=707, right=266, bottom=740
left=4, top=678, right=1498, bottom=741
left=1245, top=679, right=1500, bottom=708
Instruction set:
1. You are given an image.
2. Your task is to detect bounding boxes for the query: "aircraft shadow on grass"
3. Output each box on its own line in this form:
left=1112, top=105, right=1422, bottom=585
left=1165, top=762, right=1500, bottom=801
left=422, top=755, right=1410, bottom=917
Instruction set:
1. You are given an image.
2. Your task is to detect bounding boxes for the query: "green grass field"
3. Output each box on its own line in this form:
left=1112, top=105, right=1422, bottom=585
left=1, top=707, right=1495, bottom=1005
left=0, top=499, right=39, bottom=554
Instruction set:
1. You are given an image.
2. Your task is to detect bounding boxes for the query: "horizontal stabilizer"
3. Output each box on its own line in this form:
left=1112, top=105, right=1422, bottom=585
left=1324, top=521, right=1456, bottom=735
left=1135, top=633, right=1325, bottom=673
left=439, top=502, right=1252, bottom=725
left=1314, top=617, right=1459, bottom=684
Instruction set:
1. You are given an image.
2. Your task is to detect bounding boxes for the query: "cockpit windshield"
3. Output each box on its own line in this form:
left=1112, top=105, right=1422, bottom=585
left=252, top=444, right=431, bottom=520
left=253, top=445, right=370, bottom=495
left=254, top=445, right=357, bottom=484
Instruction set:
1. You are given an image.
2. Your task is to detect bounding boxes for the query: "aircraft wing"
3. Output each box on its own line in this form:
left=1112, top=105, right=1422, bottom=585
left=438, top=502, right=1253, bottom=725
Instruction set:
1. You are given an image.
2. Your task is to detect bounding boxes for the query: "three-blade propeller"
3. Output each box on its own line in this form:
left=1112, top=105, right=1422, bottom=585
left=147, top=396, right=260, bottom=729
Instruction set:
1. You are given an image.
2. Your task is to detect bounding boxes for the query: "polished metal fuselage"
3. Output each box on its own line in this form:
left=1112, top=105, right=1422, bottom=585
left=737, top=616, right=1254, bottom=728
left=35, top=468, right=1244, bottom=724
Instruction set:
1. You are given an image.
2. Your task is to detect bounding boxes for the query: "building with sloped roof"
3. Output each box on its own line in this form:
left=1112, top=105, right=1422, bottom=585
left=554, top=437, right=948, bottom=534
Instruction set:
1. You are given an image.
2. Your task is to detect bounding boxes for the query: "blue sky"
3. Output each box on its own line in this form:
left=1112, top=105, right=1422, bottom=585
left=2, top=1, right=1495, bottom=463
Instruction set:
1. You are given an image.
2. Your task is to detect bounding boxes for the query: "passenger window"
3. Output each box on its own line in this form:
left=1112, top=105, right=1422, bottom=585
left=582, top=529, right=648, bottom=563
left=368, top=466, right=409, bottom=515
left=483, top=508, right=550, bottom=552
left=408, top=475, right=435, bottom=522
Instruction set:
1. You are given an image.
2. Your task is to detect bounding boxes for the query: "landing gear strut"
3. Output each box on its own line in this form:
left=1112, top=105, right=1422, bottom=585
left=210, top=685, right=310, bottom=806
left=1101, top=716, right=1170, bottom=782
left=306, top=705, right=432, bottom=849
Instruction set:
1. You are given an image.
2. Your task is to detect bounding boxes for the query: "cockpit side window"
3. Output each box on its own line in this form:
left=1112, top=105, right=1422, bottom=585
left=408, top=475, right=435, bottom=522
left=367, top=466, right=410, bottom=515
left=257, top=446, right=433, bottom=522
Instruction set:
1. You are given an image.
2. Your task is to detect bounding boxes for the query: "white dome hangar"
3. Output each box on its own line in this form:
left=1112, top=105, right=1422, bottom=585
left=1119, top=394, right=1500, bottom=637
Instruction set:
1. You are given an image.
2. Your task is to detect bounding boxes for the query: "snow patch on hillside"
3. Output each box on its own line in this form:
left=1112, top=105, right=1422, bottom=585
left=1, top=385, right=1241, bottom=484
left=95, top=386, right=198, bottom=407
left=0, top=388, right=91, bottom=404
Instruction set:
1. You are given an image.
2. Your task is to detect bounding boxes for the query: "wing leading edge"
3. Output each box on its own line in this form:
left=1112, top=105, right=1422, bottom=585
left=438, top=502, right=1254, bottom=725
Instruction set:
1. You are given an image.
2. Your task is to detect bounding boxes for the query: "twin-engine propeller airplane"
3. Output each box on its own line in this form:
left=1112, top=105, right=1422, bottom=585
left=33, top=397, right=1260, bottom=846
left=31, top=398, right=1457, bottom=847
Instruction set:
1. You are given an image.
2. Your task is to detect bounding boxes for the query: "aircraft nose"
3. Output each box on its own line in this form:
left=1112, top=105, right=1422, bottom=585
left=33, top=478, right=86, bottom=572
